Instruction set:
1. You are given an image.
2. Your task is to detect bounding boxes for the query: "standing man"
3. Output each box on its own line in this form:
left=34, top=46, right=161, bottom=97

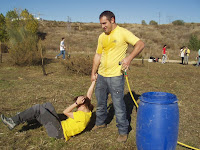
left=55, top=37, right=66, bottom=60
left=91, top=11, right=144, bottom=142
left=184, top=47, right=190, bottom=65
left=162, top=45, right=167, bottom=64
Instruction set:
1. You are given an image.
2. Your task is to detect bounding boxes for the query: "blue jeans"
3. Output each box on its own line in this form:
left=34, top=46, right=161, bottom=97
left=57, top=50, right=65, bottom=59
left=95, top=74, right=129, bottom=135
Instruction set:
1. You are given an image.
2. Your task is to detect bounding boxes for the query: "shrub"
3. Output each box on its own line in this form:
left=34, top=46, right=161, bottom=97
left=0, top=13, right=8, bottom=42
left=62, top=55, right=93, bottom=76
left=149, top=20, right=158, bottom=25
left=188, top=35, right=200, bottom=51
left=141, top=20, right=147, bottom=25
left=5, top=9, right=42, bottom=65
left=172, top=20, right=185, bottom=26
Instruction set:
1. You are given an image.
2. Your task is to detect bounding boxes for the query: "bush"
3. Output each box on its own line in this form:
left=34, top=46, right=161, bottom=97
left=141, top=20, right=147, bottom=25
left=149, top=20, right=158, bottom=25
left=188, top=35, right=200, bottom=51
left=5, top=9, right=42, bottom=65
left=172, top=20, right=185, bottom=26
left=0, top=13, right=7, bottom=42
left=62, top=55, right=93, bottom=76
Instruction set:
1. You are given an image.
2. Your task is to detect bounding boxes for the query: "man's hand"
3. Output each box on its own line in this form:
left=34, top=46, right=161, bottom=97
left=91, top=53, right=101, bottom=82
left=121, top=56, right=131, bottom=71
left=91, top=73, right=98, bottom=82
left=121, top=40, right=144, bottom=71
left=76, top=96, right=85, bottom=105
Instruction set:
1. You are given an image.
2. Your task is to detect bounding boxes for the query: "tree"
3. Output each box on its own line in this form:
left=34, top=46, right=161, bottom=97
left=0, top=13, right=8, bottom=42
left=149, top=20, right=158, bottom=25
left=172, top=20, right=184, bottom=26
left=141, top=20, right=147, bottom=25
left=188, top=35, right=200, bottom=51
left=5, top=9, right=42, bottom=65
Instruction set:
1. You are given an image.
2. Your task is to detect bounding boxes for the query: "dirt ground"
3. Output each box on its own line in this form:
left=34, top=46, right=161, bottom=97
left=0, top=52, right=199, bottom=150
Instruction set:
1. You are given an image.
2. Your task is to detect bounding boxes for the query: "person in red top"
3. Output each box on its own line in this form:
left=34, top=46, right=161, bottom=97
left=162, top=45, right=167, bottom=64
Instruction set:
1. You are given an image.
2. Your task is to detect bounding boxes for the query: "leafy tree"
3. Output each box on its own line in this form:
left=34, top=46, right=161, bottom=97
left=20, top=9, right=38, bottom=33
left=188, top=35, right=200, bottom=51
left=172, top=20, right=185, bottom=26
left=0, top=13, right=7, bottom=42
left=141, top=20, right=147, bottom=25
left=5, top=9, right=42, bottom=65
left=149, top=20, right=158, bottom=25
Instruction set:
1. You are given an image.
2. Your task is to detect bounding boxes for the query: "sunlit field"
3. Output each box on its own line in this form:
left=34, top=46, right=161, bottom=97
left=0, top=51, right=199, bottom=149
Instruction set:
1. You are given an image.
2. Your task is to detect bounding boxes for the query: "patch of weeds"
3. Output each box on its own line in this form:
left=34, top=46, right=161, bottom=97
left=0, top=79, right=14, bottom=89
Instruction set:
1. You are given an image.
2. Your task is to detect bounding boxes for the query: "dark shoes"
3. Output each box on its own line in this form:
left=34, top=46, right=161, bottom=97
left=117, top=134, right=128, bottom=143
left=92, top=124, right=106, bottom=131
left=1, top=114, right=16, bottom=130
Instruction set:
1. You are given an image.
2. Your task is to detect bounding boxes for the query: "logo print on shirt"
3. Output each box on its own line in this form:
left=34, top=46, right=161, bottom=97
left=113, top=40, right=117, bottom=43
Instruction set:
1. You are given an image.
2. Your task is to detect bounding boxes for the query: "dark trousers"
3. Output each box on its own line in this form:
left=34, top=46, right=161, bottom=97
left=181, top=57, right=184, bottom=64
left=12, top=102, right=64, bottom=139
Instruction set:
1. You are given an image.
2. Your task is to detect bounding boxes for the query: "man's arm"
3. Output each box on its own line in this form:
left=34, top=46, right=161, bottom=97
left=122, top=40, right=144, bottom=70
left=91, top=53, right=101, bottom=81
left=87, top=80, right=96, bottom=99
left=63, top=96, right=85, bottom=119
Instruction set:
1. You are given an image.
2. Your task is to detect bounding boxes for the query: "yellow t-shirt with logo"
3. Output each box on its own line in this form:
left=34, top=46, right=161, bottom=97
left=96, top=26, right=140, bottom=77
left=61, top=111, right=92, bottom=141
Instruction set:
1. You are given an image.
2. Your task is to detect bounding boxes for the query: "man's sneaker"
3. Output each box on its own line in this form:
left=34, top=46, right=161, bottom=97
left=1, top=114, right=16, bottom=130
left=55, top=56, right=58, bottom=59
left=92, top=124, right=106, bottom=131
left=117, top=134, right=128, bottom=143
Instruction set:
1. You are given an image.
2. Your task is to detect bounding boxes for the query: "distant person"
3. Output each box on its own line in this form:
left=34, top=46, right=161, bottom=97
left=91, top=10, right=144, bottom=143
left=55, top=37, right=66, bottom=60
left=183, top=47, right=190, bottom=65
left=196, top=49, right=200, bottom=67
left=1, top=79, right=96, bottom=141
left=180, top=46, right=185, bottom=64
left=162, top=45, right=167, bottom=64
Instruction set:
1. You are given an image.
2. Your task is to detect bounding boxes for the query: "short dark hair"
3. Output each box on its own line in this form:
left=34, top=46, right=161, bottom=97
left=73, top=96, right=94, bottom=111
left=99, top=10, right=115, bottom=22
left=62, top=37, right=65, bottom=40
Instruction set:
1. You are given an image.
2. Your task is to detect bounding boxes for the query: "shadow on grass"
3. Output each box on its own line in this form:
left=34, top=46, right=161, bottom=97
left=19, top=114, right=68, bottom=132
left=124, top=91, right=140, bottom=133
left=19, top=119, right=42, bottom=132
left=84, top=91, right=140, bottom=133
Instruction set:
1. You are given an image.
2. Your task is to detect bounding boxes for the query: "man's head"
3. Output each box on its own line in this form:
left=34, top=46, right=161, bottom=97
left=62, top=37, right=65, bottom=41
left=99, top=10, right=116, bottom=34
left=73, top=96, right=94, bottom=111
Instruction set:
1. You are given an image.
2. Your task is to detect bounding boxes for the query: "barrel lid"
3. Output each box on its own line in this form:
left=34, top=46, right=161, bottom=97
left=140, top=92, right=178, bottom=104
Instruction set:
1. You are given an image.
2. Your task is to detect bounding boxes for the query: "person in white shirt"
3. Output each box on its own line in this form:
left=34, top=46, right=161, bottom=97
left=55, top=37, right=66, bottom=60
left=180, top=46, right=185, bottom=64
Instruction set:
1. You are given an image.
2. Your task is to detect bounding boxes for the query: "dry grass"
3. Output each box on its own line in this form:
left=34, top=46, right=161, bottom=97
left=38, top=21, right=200, bottom=61
left=0, top=52, right=199, bottom=150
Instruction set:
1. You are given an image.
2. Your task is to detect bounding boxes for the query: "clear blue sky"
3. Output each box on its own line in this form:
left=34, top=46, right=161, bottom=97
left=0, top=0, right=199, bottom=24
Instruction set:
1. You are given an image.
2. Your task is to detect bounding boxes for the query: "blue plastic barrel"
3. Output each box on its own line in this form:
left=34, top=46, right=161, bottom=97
left=136, top=92, right=179, bottom=150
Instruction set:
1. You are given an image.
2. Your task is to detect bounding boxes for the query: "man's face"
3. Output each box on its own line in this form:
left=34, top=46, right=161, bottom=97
left=100, top=16, right=114, bottom=34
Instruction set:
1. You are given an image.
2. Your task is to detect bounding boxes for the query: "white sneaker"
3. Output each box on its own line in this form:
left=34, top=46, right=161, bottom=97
left=1, top=114, right=16, bottom=130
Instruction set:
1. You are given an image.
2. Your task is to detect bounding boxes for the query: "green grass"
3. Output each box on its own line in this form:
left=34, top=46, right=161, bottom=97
left=0, top=53, right=199, bottom=150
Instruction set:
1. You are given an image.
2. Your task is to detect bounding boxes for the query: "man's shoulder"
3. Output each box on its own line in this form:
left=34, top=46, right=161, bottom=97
left=117, top=26, right=130, bottom=32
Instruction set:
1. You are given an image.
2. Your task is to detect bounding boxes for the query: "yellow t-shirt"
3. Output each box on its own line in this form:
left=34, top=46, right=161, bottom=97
left=96, top=26, right=140, bottom=77
left=61, top=111, right=92, bottom=141
left=184, top=49, right=190, bottom=56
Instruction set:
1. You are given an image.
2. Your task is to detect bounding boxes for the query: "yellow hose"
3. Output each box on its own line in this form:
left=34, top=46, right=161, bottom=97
left=124, top=71, right=199, bottom=150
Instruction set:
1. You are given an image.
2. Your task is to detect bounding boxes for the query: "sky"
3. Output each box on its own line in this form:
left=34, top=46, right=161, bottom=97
left=0, top=0, right=200, bottom=24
